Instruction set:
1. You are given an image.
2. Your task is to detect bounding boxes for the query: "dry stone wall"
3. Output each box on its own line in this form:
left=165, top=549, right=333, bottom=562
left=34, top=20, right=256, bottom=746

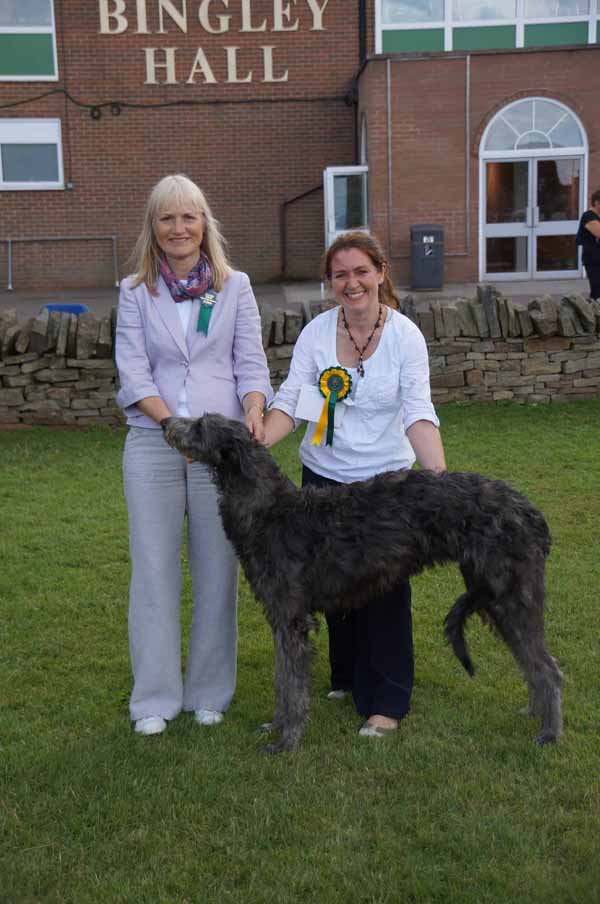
left=400, top=286, right=600, bottom=405
left=1, top=287, right=599, bottom=426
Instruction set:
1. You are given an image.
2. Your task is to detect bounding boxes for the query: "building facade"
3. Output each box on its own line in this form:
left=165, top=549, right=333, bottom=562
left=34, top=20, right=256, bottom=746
left=0, top=1, right=598, bottom=289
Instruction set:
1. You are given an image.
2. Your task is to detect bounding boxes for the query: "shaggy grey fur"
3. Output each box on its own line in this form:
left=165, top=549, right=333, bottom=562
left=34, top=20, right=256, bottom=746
left=162, top=413, right=563, bottom=753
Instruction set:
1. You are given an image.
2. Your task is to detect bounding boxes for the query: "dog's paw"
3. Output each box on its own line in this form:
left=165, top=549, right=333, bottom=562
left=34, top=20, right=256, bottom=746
left=262, top=739, right=296, bottom=755
left=534, top=731, right=558, bottom=746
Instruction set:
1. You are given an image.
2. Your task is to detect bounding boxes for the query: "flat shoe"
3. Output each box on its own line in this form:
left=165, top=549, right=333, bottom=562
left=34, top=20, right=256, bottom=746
left=326, top=690, right=348, bottom=700
left=358, top=722, right=398, bottom=738
left=134, top=715, right=166, bottom=736
left=194, top=709, right=224, bottom=726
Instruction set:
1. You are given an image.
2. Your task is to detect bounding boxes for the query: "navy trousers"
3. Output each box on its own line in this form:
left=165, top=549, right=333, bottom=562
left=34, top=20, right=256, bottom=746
left=302, top=466, right=414, bottom=721
left=583, top=259, right=600, bottom=300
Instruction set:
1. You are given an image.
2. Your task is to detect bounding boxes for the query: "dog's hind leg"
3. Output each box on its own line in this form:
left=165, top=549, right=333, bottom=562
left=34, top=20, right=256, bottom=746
left=483, top=565, right=563, bottom=745
left=527, top=648, right=563, bottom=746
left=264, top=616, right=314, bottom=754
left=495, top=619, right=562, bottom=745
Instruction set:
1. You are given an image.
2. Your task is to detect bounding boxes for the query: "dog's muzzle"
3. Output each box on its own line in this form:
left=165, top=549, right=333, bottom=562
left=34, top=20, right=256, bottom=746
left=161, top=416, right=193, bottom=456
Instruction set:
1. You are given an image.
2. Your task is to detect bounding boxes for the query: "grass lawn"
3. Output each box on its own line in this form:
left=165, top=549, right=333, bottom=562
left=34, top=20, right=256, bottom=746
left=1, top=400, right=599, bottom=904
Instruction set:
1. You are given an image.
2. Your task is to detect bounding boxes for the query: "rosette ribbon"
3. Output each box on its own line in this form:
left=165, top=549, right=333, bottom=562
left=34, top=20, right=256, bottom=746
left=311, top=366, right=352, bottom=447
left=197, top=290, right=218, bottom=335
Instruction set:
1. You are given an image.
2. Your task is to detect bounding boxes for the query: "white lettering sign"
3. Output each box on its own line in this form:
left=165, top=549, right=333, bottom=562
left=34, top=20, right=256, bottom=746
left=186, top=46, right=217, bottom=81
left=198, top=0, right=231, bottom=34
left=158, top=0, right=187, bottom=32
left=306, top=0, right=329, bottom=30
left=262, top=45, right=288, bottom=81
left=273, top=0, right=299, bottom=31
left=144, top=46, right=178, bottom=83
left=225, top=45, right=252, bottom=82
left=136, top=0, right=149, bottom=32
left=99, top=1, right=331, bottom=85
left=240, top=0, right=266, bottom=32
left=98, top=0, right=128, bottom=34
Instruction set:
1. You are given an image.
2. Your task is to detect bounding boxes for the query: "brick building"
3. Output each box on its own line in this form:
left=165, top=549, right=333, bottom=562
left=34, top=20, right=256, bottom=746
left=0, top=1, right=598, bottom=290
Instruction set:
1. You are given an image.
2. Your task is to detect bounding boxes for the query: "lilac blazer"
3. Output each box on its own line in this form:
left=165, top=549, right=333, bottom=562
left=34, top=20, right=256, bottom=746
left=115, top=269, right=272, bottom=428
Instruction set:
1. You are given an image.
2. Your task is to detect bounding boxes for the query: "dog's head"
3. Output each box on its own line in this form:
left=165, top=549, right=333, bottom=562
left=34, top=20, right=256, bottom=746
left=161, top=413, right=258, bottom=480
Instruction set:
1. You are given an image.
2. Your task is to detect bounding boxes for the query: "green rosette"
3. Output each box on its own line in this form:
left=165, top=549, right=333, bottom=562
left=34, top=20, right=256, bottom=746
left=312, top=366, right=352, bottom=446
left=197, top=290, right=217, bottom=335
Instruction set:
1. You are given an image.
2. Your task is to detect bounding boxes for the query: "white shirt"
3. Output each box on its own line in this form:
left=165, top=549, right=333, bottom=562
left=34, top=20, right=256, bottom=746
left=270, top=306, right=440, bottom=483
left=175, top=297, right=192, bottom=416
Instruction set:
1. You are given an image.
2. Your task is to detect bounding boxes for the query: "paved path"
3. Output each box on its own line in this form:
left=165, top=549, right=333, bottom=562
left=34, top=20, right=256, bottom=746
left=0, top=277, right=591, bottom=322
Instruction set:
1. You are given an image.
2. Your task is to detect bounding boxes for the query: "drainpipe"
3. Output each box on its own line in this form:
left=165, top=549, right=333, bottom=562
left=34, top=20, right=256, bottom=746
left=386, top=58, right=393, bottom=257
left=358, top=0, right=367, bottom=63
left=464, top=54, right=471, bottom=255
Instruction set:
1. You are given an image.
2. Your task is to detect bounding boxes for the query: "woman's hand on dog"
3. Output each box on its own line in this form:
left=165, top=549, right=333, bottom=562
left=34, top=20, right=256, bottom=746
left=245, top=406, right=266, bottom=443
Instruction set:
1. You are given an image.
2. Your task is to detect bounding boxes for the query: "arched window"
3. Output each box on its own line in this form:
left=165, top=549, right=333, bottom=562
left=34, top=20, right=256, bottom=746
left=482, top=98, right=585, bottom=154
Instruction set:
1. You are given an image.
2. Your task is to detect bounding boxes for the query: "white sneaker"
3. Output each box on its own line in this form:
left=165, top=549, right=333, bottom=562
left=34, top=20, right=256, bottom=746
left=326, top=690, right=348, bottom=700
left=194, top=709, right=224, bottom=726
left=134, top=715, right=166, bottom=736
left=358, top=720, right=398, bottom=738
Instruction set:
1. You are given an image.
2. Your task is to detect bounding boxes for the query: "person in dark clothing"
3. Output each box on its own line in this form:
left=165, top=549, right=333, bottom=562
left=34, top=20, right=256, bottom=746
left=576, top=189, right=600, bottom=300
left=264, top=231, right=445, bottom=739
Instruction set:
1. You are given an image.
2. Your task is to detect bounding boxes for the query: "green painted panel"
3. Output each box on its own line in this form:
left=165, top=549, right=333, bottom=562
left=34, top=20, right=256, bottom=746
left=453, top=25, right=516, bottom=50
left=0, top=34, right=55, bottom=77
left=524, top=22, right=588, bottom=47
left=382, top=29, right=444, bottom=53
left=597, top=21, right=600, bottom=43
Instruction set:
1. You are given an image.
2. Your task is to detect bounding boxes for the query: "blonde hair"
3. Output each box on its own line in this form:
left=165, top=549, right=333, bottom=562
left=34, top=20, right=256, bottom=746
left=322, top=231, right=400, bottom=310
left=129, top=174, right=232, bottom=293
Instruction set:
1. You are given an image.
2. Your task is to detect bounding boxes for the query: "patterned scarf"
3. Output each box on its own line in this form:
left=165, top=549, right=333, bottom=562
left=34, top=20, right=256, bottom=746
left=159, top=253, right=212, bottom=302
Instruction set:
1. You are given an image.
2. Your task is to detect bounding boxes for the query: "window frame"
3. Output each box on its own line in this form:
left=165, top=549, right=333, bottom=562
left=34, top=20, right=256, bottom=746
left=0, top=0, right=58, bottom=82
left=376, top=0, right=599, bottom=51
left=0, top=118, right=64, bottom=191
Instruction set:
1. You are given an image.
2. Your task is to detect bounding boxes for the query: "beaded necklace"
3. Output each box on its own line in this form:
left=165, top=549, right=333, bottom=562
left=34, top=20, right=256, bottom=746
left=340, top=304, right=382, bottom=378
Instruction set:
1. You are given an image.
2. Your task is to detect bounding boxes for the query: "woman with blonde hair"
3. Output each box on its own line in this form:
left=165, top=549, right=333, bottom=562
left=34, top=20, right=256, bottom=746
left=116, top=173, right=271, bottom=736
left=264, top=230, right=445, bottom=738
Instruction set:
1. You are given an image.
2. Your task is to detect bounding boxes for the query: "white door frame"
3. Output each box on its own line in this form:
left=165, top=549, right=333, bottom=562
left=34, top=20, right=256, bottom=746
left=481, top=157, right=532, bottom=281
left=480, top=151, right=585, bottom=281
left=323, top=165, right=369, bottom=250
left=531, top=156, right=584, bottom=279
left=478, top=98, right=588, bottom=281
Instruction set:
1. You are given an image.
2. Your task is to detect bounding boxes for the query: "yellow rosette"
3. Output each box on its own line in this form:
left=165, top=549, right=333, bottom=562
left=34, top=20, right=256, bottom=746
left=311, top=366, right=352, bottom=447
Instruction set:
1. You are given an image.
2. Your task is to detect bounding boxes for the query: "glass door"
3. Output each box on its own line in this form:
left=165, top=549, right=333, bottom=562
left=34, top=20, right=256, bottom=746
left=533, top=157, right=582, bottom=277
left=483, top=156, right=583, bottom=279
left=484, top=160, right=531, bottom=280
left=323, top=166, right=368, bottom=249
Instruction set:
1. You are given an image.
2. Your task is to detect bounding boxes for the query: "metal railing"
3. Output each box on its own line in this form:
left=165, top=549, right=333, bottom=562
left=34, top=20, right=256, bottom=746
left=0, top=235, right=119, bottom=290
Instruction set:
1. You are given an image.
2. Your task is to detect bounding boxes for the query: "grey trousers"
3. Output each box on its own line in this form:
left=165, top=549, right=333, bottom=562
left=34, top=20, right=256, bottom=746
left=123, top=427, right=239, bottom=721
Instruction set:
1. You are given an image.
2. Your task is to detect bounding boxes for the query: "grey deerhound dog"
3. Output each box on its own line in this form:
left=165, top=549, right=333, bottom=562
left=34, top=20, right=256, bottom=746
left=162, top=413, right=563, bottom=754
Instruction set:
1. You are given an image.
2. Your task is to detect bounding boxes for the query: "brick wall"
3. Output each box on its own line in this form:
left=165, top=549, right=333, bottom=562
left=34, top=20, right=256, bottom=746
left=2, top=3, right=599, bottom=290
left=358, top=46, right=600, bottom=285
left=1, top=289, right=599, bottom=426
left=0, top=1, right=360, bottom=288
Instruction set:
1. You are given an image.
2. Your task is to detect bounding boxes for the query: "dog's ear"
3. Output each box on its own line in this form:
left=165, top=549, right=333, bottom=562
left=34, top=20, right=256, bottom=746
left=191, top=417, right=223, bottom=465
left=218, top=433, right=258, bottom=480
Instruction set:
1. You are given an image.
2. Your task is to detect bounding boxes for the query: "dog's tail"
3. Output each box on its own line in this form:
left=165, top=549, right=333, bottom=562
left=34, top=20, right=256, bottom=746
left=444, top=593, right=477, bottom=677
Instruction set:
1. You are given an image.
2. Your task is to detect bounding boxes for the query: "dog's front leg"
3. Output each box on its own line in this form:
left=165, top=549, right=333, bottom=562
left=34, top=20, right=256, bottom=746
left=264, top=619, right=313, bottom=754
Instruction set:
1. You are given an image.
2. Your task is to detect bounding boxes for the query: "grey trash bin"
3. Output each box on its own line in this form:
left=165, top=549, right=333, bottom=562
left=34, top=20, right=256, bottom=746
left=410, top=224, right=444, bottom=290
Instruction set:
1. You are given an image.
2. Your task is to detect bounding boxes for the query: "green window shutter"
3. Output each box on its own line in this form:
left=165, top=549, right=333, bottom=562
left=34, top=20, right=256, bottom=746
left=453, top=25, right=516, bottom=50
left=0, top=34, right=55, bottom=77
left=524, top=22, right=588, bottom=47
left=382, top=29, right=445, bottom=52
